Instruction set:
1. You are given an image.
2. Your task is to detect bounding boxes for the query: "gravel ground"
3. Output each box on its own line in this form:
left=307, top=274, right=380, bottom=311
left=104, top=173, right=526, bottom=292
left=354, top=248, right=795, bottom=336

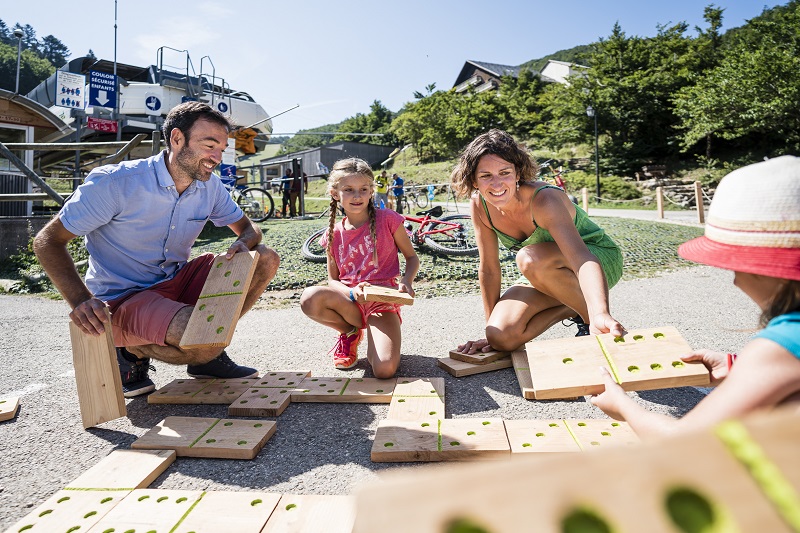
left=0, top=265, right=759, bottom=530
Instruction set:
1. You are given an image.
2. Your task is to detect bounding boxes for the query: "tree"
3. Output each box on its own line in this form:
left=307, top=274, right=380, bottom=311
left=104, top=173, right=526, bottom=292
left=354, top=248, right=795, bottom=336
left=0, top=42, right=55, bottom=94
left=40, top=35, right=69, bottom=67
left=86, top=49, right=97, bottom=60
left=333, top=100, right=397, bottom=146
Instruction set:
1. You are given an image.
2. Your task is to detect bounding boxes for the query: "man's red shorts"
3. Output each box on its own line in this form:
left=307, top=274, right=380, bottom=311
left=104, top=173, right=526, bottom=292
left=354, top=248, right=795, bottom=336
left=106, top=253, right=215, bottom=347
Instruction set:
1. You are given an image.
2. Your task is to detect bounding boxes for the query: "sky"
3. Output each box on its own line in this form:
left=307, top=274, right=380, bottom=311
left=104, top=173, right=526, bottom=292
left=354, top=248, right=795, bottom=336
left=2, top=0, right=789, bottom=136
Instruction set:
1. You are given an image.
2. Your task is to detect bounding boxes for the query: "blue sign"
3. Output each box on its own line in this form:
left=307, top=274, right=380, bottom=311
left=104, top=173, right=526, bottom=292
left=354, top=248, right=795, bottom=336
left=89, top=70, right=116, bottom=108
left=145, top=96, right=162, bottom=112
left=217, top=101, right=228, bottom=113
left=427, top=185, right=435, bottom=200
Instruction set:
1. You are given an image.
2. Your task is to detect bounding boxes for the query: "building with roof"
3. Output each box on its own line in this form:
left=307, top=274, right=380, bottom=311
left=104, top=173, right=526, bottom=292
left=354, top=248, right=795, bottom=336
left=452, top=59, right=585, bottom=93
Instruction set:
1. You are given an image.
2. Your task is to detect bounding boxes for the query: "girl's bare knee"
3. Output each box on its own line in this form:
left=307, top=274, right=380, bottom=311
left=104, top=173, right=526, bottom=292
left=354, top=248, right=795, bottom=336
left=486, top=325, right=522, bottom=352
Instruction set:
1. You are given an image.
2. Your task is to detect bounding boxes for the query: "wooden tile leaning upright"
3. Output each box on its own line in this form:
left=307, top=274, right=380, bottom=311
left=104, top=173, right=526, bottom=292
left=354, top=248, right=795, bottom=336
left=69, top=306, right=126, bottom=428
left=179, top=251, right=257, bottom=348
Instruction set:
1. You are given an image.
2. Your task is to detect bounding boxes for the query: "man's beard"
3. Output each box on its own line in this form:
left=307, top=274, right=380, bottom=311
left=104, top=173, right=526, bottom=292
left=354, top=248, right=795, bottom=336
left=175, top=145, right=215, bottom=182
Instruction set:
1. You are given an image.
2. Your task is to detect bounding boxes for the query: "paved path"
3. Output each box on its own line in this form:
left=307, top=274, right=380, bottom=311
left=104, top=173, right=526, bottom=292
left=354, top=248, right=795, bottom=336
left=0, top=265, right=756, bottom=530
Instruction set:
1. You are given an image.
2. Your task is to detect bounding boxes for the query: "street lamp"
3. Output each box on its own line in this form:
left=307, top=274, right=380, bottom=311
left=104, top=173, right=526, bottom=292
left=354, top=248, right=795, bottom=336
left=13, top=28, right=24, bottom=94
left=586, top=105, right=600, bottom=203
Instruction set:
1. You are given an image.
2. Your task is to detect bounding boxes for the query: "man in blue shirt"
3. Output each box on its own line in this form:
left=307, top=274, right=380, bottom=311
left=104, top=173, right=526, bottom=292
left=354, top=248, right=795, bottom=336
left=34, top=102, right=280, bottom=397
left=392, top=173, right=405, bottom=214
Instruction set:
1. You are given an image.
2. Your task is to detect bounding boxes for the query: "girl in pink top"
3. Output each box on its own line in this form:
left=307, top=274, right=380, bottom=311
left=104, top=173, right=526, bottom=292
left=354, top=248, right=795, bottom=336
left=300, top=158, right=419, bottom=376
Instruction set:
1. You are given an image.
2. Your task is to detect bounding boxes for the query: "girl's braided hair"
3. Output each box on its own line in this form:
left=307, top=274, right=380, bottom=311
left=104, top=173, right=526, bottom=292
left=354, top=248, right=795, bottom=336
left=326, top=158, right=378, bottom=264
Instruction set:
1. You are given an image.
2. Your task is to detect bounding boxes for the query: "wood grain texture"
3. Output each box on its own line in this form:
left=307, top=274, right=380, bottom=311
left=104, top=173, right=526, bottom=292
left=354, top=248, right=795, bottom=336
left=387, top=395, right=446, bottom=421
left=448, top=348, right=510, bottom=365
left=564, top=419, right=640, bottom=451
left=510, top=349, right=536, bottom=399
left=131, top=416, right=277, bottom=459
left=527, top=335, right=608, bottom=400
left=362, top=285, right=414, bottom=306
left=179, top=251, right=257, bottom=348
left=504, top=419, right=581, bottom=453
left=65, top=449, right=176, bottom=490
left=69, top=307, right=126, bottom=428
left=438, top=356, right=513, bottom=377
left=3, top=490, right=130, bottom=533
left=0, top=396, right=20, bottom=422
left=175, top=491, right=282, bottom=533
left=147, top=378, right=257, bottom=405
left=228, top=387, right=294, bottom=417
left=597, top=326, right=710, bottom=391
left=262, top=494, right=356, bottom=533
left=89, top=489, right=204, bottom=532
left=249, top=371, right=311, bottom=388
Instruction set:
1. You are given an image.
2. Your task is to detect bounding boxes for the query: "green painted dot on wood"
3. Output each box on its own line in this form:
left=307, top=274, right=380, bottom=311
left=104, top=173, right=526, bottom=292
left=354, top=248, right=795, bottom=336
left=157, top=496, right=168, bottom=502
left=651, top=363, right=663, bottom=371
left=467, top=431, right=476, bottom=436
left=421, top=422, right=430, bottom=427
left=611, top=422, right=620, bottom=427
left=176, top=497, right=187, bottom=503
left=628, top=365, right=640, bottom=373
left=39, top=510, right=53, bottom=517
left=429, top=411, right=437, bottom=415
left=253, top=423, right=263, bottom=427
left=633, top=335, right=644, bottom=341
left=286, top=504, right=297, bottom=511
left=398, top=399, right=406, bottom=403
left=100, top=497, right=113, bottom=504
left=563, top=358, right=574, bottom=364
left=449, top=441, right=460, bottom=446
left=206, top=314, right=215, bottom=322
left=561, top=508, right=613, bottom=533
left=549, top=423, right=559, bottom=427
left=216, top=326, right=224, bottom=334
left=251, top=499, right=262, bottom=506
left=577, top=422, right=586, bottom=426
left=233, top=280, right=241, bottom=287
left=216, top=262, right=223, bottom=268
left=384, top=442, right=394, bottom=447
left=614, top=336, right=625, bottom=343
left=672, top=361, right=685, bottom=368
left=224, top=422, right=233, bottom=426
left=224, top=271, right=232, bottom=277
left=654, top=332, right=665, bottom=339
left=601, top=432, right=610, bottom=436
left=522, top=443, right=532, bottom=448
left=376, top=389, right=384, bottom=393
left=237, top=440, right=247, bottom=445
left=482, top=421, right=491, bottom=425
left=536, top=433, right=545, bottom=437
left=270, top=401, right=277, bottom=404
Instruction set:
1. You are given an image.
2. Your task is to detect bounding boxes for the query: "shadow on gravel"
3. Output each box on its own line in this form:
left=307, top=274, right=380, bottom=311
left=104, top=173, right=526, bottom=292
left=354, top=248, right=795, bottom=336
left=636, top=387, right=707, bottom=416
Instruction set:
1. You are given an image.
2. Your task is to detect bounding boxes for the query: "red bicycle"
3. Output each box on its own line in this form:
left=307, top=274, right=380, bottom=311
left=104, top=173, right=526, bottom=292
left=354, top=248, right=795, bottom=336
left=301, top=205, right=478, bottom=262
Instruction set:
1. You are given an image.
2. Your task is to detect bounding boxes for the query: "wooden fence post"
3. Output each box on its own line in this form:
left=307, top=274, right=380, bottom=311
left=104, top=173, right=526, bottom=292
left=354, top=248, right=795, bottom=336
left=656, top=187, right=664, bottom=219
left=581, top=187, right=589, bottom=213
left=694, top=181, right=705, bottom=224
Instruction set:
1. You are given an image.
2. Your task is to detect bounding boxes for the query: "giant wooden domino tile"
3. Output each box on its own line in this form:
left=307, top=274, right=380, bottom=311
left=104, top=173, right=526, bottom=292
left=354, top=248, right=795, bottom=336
left=510, top=349, right=535, bottom=399
left=262, top=494, right=356, bottom=533
left=504, top=419, right=582, bottom=453
left=388, top=377, right=445, bottom=421
left=597, top=326, right=710, bottom=391
left=527, top=335, right=607, bottom=399
left=180, top=251, right=257, bottom=348
left=448, top=348, right=510, bottom=365
left=362, top=285, right=414, bottom=305
left=371, top=418, right=510, bottom=462
left=4, top=489, right=130, bottom=533
left=69, top=306, right=126, bottom=428
left=66, top=449, right=176, bottom=490
left=148, top=378, right=257, bottom=404
left=88, top=489, right=204, bottom=532
left=0, top=396, right=20, bottom=422
left=131, top=416, right=276, bottom=459
left=172, top=490, right=282, bottom=533
left=564, top=418, right=639, bottom=450
left=356, top=408, right=800, bottom=533
left=249, top=371, right=311, bottom=388
left=290, top=377, right=395, bottom=403
left=438, top=355, right=514, bottom=377
left=228, top=387, right=295, bottom=417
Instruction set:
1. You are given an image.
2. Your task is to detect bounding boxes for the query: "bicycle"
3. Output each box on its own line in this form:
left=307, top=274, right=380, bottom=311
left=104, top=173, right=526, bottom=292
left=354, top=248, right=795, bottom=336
left=538, top=161, right=578, bottom=205
left=221, top=177, right=275, bottom=222
left=301, top=205, right=478, bottom=262
left=405, top=185, right=430, bottom=209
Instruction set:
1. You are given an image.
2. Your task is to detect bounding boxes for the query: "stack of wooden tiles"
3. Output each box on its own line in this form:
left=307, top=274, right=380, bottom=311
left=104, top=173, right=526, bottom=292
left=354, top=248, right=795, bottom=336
left=179, top=251, right=257, bottom=348
left=438, top=348, right=515, bottom=377
left=525, top=326, right=710, bottom=400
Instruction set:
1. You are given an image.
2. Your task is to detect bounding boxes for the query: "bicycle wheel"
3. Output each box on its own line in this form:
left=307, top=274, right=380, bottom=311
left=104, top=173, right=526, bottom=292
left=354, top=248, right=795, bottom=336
left=301, top=227, right=328, bottom=263
left=238, top=187, right=274, bottom=222
left=423, top=214, right=479, bottom=257
left=414, top=192, right=429, bottom=209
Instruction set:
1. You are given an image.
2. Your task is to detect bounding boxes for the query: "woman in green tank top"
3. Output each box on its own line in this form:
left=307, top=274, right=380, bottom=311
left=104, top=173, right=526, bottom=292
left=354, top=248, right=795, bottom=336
left=450, top=129, right=625, bottom=355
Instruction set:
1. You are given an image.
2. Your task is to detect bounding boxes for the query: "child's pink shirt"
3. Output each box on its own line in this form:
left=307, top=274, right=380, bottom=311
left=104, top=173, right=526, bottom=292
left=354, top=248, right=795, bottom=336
left=321, top=209, right=405, bottom=288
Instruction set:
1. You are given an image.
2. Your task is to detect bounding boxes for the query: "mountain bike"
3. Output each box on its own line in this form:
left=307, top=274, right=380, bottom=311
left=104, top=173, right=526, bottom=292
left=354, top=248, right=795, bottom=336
left=221, top=178, right=274, bottom=222
left=301, top=205, right=478, bottom=262
left=405, top=185, right=430, bottom=209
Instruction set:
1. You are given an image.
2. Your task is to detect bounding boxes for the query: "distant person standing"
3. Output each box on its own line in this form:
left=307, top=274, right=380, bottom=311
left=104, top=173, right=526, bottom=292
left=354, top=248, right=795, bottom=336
left=391, top=173, right=405, bottom=214
left=281, top=168, right=295, bottom=218
left=375, top=170, right=390, bottom=208
left=289, top=170, right=305, bottom=217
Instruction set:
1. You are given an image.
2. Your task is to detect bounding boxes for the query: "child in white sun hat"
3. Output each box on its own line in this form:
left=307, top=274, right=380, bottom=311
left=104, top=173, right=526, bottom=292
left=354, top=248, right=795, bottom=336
left=591, top=155, right=800, bottom=438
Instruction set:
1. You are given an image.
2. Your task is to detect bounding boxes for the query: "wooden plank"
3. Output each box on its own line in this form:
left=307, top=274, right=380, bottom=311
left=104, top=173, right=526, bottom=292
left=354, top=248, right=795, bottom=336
left=388, top=395, right=445, bottom=421
left=179, top=251, right=258, bottom=348
left=362, top=285, right=414, bottom=306
left=597, top=326, right=710, bottom=391
left=148, top=378, right=257, bottom=405
left=437, top=355, right=513, bottom=377
left=355, top=412, right=796, bottom=533
left=69, top=307, right=126, bottom=428
left=527, top=335, right=607, bottom=400
left=504, top=419, right=581, bottom=453
left=262, top=494, right=356, bottom=533
left=250, top=371, right=311, bottom=388
left=66, top=449, right=176, bottom=490
left=290, top=377, right=349, bottom=402
left=340, top=377, right=396, bottom=403
left=0, top=396, right=20, bottom=422
left=89, top=489, right=204, bottom=532
left=510, top=349, right=536, bottom=399
left=563, top=419, right=640, bottom=451
left=372, top=418, right=510, bottom=462
left=4, top=489, right=129, bottom=533
left=393, top=377, right=445, bottom=397
left=131, top=416, right=277, bottom=459
left=228, top=387, right=294, bottom=417
left=737, top=408, right=800, bottom=493
left=175, top=491, right=282, bottom=533
left=448, top=348, right=510, bottom=365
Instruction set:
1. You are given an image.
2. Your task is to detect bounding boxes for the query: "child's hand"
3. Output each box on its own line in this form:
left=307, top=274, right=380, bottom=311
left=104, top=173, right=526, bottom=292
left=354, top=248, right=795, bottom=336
left=589, top=367, right=631, bottom=421
left=681, top=349, right=729, bottom=385
left=351, top=282, right=371, bottom=303
left=589, top=312, right=626, bottom=337
left=456, top=338, right=493, bottom=354
left=397, top=280, right=415, bottom=298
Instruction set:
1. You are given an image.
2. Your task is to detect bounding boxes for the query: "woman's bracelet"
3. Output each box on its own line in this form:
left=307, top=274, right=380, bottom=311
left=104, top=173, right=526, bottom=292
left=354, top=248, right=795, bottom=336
left=726, top=353, right=738, bottom=370
left=349, top=289, right=356, bottom=302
